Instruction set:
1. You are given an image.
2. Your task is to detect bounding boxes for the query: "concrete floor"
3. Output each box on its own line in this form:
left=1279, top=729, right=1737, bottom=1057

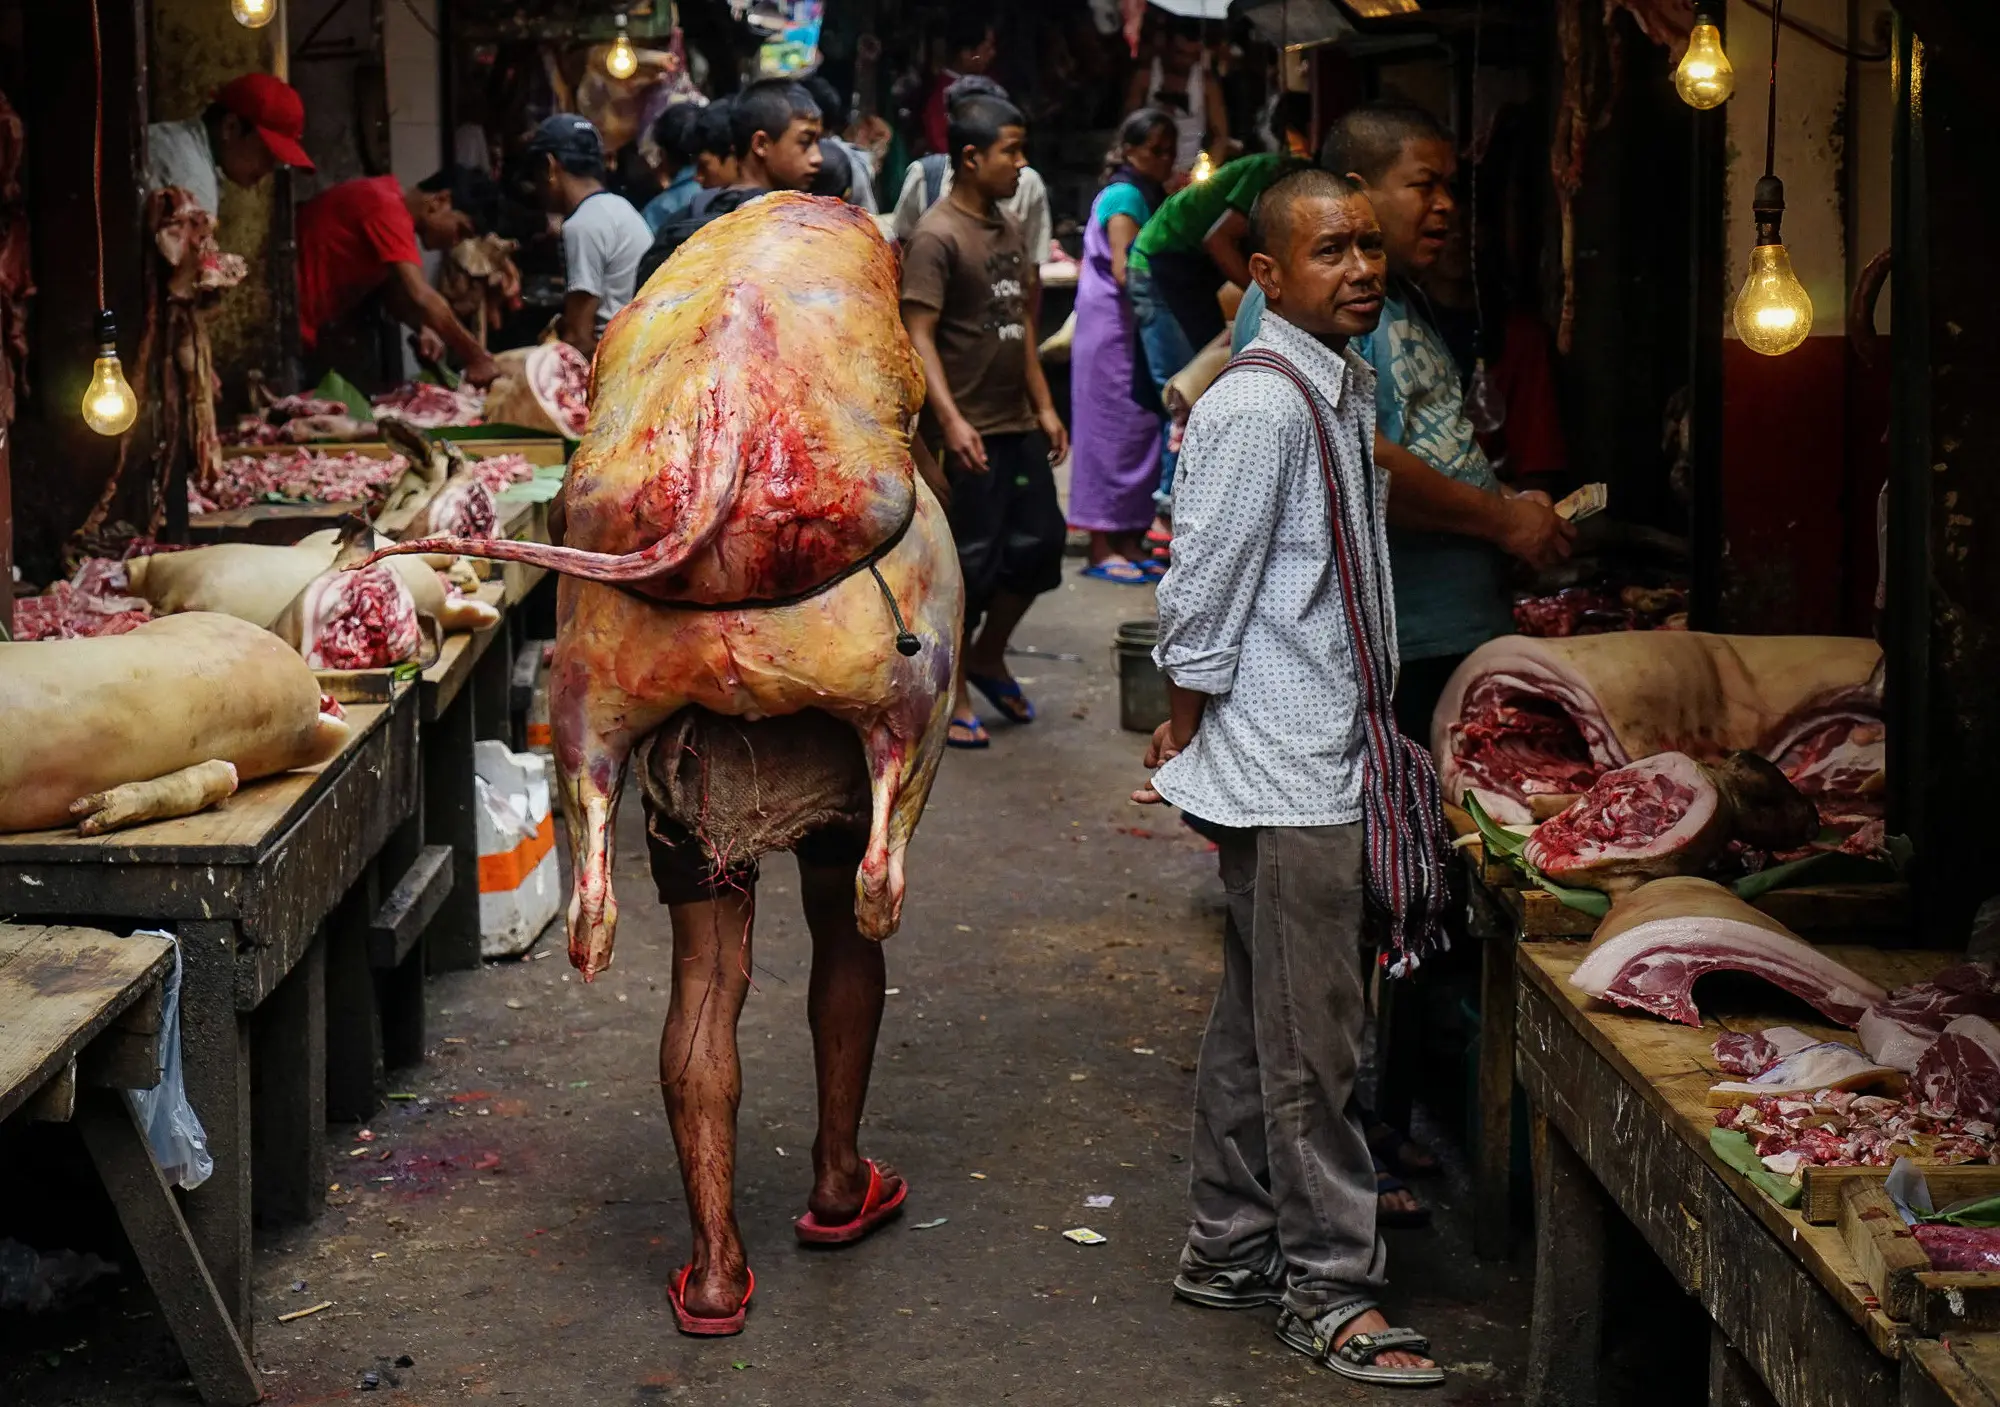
left=14, top=566, right=1533, bottom=1405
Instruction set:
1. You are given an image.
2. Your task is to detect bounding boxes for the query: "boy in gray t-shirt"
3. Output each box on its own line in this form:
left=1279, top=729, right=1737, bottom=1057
left=527, top=113, right=654, bottom=356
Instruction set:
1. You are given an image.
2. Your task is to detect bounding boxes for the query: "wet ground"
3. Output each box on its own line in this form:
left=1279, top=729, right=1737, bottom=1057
left=8, top=565, right=1534, bottom=1405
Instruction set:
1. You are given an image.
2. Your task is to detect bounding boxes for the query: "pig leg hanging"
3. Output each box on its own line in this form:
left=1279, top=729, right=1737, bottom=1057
left=852, top=721, right=911, bottom=940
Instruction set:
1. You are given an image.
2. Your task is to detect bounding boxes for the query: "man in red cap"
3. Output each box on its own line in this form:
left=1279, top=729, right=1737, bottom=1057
left=146, top=72, right=314, bottom=220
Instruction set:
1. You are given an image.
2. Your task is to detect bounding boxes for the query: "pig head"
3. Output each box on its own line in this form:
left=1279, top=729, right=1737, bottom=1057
left=364, top=194, right=962, bottom=977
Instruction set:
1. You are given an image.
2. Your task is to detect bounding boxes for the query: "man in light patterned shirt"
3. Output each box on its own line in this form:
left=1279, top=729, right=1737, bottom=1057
left=1134, top=170, right=1442, bottom=1388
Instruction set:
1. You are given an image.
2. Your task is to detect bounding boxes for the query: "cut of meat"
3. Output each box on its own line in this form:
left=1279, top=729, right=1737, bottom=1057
left=1714, top=1088, right=1998, bottom=1171
left=1707, top=1041, right=1906, bottom=1105
left=1569, top=877, right=1887, bottom=1027
left=1713, top=1025, right=1817, bottom=1076
left=1520, top=750, right=1817, bottom=893
left=1523, top=753, right=1722, bottom=893
left=483, top=341, right=590, bottom=438
left=285, top=564, right=423, bottom=670
left=372, top=381, right=484, bottom=428
left=1859, top=964, right=2000, bottom=1072
left=1432, top=633, right=1884, bottom=824
left=1912, top=1225, right=2000, bottom=1272
left=1915, top=1016, right=2000, bottom=1122
left=193, top=448, right=411, bottom=514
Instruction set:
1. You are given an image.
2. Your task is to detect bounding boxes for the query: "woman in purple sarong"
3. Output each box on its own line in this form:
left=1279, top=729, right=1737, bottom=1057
left=1068, top=109, right=1178, bottom=584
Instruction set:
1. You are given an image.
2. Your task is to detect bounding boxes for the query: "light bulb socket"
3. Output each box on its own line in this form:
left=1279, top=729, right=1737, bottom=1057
left=614, top=11, right=629, bottom=32
left=93, top=308, right=117, bottom=346
left=1751, top=173, right=1786, bottom=247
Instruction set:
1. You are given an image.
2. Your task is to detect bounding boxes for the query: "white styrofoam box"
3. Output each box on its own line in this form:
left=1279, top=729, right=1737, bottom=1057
left=473, top=740, right=560, bottom=959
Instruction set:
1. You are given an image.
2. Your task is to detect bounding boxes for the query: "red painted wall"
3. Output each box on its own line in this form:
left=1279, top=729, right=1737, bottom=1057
left=1719, top=336, right=1885, bottom=636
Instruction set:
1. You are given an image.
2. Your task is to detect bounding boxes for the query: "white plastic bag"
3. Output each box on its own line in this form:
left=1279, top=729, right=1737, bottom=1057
left=125, top=931, right=212, bottom=1190
left=474, top=741, right=560, bottom=958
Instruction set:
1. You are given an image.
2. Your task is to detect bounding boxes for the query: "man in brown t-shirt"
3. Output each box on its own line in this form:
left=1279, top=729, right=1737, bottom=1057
left=901, top=91, right=1069, bottom=750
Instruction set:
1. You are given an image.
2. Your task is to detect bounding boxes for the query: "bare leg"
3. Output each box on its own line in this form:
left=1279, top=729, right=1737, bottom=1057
left=1087, top=530, right=1117, bottom=566
left=800, top=859, right=901, bottom=1222
left=963, top=589, right=1035, bottom=680
left=659, top=889, right=756, bottom=1318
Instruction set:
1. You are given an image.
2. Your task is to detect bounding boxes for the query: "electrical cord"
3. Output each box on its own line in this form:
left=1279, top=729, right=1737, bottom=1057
left=1763, top=0, right=1780, bottom=179
left=89, top=0, right=104, bottom=312
left=1737, top=0, right=1888, bottom=61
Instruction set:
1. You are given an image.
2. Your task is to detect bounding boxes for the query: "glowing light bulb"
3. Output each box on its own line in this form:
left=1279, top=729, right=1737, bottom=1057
left=1732, top=175, right=1812, bottom=356
left=1189, top=150, right=1214, bottom=183
left=81, top=312, right=137, bottom=437
left=606, top=14, right=639, bottom=80
left=1674, top=15, right=1734, bottom=109
left=230, top=0, right=277, bottom=29
left=1733, top=243, right=1813, bottom=355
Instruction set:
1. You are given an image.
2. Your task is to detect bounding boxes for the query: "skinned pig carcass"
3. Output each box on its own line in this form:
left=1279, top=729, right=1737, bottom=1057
left=0, top=613, right=350, bottom=835
left=1432, top=632, right=1883, bottom=826
left=125, top=522, right=498, bottom=665
left=363, top=193, right=964, bottom=978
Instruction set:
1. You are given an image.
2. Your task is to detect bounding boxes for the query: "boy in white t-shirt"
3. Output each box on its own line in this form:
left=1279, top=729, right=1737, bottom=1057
left=527, top=114, right=654, bottom=357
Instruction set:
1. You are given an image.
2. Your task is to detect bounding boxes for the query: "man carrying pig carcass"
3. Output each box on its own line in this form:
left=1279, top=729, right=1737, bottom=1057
left=366, top=193, right=962, bottom=1338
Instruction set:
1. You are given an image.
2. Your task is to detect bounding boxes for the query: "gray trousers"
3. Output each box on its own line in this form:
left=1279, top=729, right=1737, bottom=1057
left=1184, top=823, right=1388, bottom=1318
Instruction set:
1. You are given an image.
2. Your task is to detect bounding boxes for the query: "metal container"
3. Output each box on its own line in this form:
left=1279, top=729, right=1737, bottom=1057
left=1115, top=618, right=1169, bottom=734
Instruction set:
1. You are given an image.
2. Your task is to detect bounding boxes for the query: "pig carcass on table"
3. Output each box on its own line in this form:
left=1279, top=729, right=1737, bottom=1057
left=0, top=613, right=350, bottom=834
left=1432, top=632, right=1883, bottom=826
left=365, top=193, right=963, bottom=977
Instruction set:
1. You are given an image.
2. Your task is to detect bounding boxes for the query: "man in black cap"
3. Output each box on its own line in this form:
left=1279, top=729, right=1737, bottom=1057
left=528, top=112, right=654, bottom=358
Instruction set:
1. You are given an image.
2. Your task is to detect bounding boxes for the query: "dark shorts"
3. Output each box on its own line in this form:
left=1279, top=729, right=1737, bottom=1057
left=643, top=809, right=869, bottom=906
left=946, top=429, right=1067, bottom=626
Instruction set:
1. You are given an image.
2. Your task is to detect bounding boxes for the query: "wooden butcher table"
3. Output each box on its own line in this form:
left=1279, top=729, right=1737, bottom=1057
left=1446, top=803, right=1910, bottom=1262
left=0, top=692, right=421, bottom=1345
left=1515, top=940, right=1962, bottom=1407
left=0, top=924, right=256, bottom=1405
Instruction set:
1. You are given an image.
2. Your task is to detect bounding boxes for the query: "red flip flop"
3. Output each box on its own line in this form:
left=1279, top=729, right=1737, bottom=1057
left=668, top=1264, right=754, bottom=1336
left=794, top=1159, right=909, bottom=1246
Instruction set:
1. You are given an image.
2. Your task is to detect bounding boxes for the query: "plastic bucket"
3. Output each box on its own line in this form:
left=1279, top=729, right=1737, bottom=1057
left=1115, top=619, right=1169, bottom=734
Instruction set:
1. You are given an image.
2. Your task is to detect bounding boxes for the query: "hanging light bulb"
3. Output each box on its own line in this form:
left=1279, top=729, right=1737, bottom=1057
left=1731, top=4, right=1810, bottom=356
left=229, top=0, right=277, bottom=29
left=605, top=13, right=639, bottom=80
left=81, top=310, right=136, bottom=437
left=1674, top=11, right=1734, bottom=109
left=1732, top=177, right=1812, bottom=354
left=1188, top=150, right=1214, bottom=183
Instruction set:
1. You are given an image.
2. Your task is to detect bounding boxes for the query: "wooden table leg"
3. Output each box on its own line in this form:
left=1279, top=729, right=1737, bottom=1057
left=424, top=681, right=482, bottom=972
left=176, top=919, right=252, bottom=1342
left=377, top=814, right=427, bottom=1071
left=75, top=1089, right=260, bottom=1407
left=1709, top=1324, right=1779, bottom=1406
left=325, top=883, right=386, bottom=1124
left=1525, top=1107, right=1608, bottom=1407
left=1474, top=919, right=1518, bottom=1260
left=250, top=931, right=326, bottom=1225
left=471, top=619, right=513, bottom=745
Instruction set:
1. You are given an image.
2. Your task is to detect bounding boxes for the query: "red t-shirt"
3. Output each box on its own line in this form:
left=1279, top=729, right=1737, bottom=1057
left=295, top=176, right=422, bottom=350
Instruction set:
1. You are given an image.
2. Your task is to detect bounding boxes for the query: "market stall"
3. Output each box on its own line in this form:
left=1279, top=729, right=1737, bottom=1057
left=0, top=690, right=419, bottom=1343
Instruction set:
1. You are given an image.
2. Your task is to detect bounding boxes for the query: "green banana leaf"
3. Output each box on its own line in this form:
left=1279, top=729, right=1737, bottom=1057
left=495, top=464, right=567, bottom=506
left=1462, top=793, right=1611, bottom=918
left=311, top=369, right=374, bottom=421
left=1730, top=849, right=1898, bottom=903
left=1710, top=1128, right=1802, bottom=1208
left=1918, top=1193, right=2000, bottom=1228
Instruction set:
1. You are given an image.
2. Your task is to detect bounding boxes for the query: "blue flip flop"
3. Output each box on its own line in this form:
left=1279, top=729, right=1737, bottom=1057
left=1082, top=558, right=1151, bottom=585
left=966, top=673, right=1035, bottom=725
left=946, top=715, right=990, bottom=749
